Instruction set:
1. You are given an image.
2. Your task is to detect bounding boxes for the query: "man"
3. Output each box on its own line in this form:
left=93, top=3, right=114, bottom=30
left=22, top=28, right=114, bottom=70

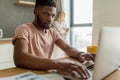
left=13, top=0, right=93, bottom=79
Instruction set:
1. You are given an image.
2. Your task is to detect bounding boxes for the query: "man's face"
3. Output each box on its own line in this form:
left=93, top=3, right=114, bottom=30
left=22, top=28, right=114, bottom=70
left=35, top=6, right=56, bottom=29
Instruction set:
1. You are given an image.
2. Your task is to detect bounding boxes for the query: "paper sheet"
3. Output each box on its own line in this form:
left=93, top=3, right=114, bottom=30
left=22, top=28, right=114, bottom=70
left=0, top=72, right=65, bottom=80
left=39, top=73, right=65, bottom=80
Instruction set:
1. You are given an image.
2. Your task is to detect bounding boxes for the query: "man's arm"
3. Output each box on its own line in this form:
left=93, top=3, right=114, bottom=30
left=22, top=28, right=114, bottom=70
left=55, top=38, right=94, bottom=62
left=14, top=38, right=59, bottom=70
left=14, top=38, right=90, bottom=79
left=55, top=38, right=81, bottom=58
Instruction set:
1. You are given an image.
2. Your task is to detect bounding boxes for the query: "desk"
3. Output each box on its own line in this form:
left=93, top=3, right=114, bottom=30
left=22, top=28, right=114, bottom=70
left=0, top=67, right=120, bottom=80
left=0, top=57, right=74, bottom=79
left=1, top=57, right=120, bottom=80
left=0, top=58, right=81, bottom=80
left=0, top=38, right=12, bottom=44
left=1, top=67, right=120, bottom=80
left=104, top=70, right=120, bottom=80
left=0, top=67, right=48, bottom=77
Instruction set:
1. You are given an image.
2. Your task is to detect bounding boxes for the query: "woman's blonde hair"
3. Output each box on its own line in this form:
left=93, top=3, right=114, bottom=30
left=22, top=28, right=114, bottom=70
left=55, top=11, right=65, bottom=20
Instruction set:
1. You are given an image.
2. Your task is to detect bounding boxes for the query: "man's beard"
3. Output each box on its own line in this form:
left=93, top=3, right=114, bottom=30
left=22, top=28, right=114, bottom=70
left=36, top=15, right=52, bottom=29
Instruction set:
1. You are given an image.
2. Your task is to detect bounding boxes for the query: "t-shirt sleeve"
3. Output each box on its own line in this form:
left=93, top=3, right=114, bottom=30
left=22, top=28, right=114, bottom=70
left=12, top=25, right=29, bottom=45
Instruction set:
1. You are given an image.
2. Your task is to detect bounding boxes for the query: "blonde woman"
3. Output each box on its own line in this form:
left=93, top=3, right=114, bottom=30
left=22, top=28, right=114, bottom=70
left=53, top=11, right=69, bottom=40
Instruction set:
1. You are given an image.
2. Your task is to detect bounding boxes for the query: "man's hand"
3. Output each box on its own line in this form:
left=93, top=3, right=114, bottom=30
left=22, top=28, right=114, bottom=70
left=82, top=53, right=95, bottom=61
left=56, top=62, right=90, bottom=80
left=78, top=53, right=95, bottom=63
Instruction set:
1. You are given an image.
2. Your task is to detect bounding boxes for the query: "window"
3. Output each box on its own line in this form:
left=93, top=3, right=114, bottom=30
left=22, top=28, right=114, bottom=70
left=70, top=0, right=93, bottom=51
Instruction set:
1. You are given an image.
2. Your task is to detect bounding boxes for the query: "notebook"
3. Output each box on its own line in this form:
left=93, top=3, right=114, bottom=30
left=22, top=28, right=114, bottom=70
left=93, top=27, right=120, bottom=80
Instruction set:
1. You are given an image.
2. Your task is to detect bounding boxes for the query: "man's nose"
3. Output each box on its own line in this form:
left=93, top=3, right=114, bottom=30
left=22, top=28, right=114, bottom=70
left=48, top=16, right=53, bottom=22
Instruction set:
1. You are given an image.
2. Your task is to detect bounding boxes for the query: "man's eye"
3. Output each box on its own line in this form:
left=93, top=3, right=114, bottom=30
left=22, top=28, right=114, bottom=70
left=52, top=15, right=56, bottom=18
left=44, top=13, right=49, bottom=17
left=43, top=13, right=56, bottom=18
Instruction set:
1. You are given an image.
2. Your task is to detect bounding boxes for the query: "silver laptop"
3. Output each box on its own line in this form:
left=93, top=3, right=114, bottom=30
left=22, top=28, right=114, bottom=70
left=93, top=27, right=120, bottom=80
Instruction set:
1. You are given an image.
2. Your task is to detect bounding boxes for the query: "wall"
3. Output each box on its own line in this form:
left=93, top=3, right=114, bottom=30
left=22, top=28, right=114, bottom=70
left=0, top=0, right=62, bottom=38
left=92, top=0, right=120, bottom=45
left=0, top=0, right=34, bottom=38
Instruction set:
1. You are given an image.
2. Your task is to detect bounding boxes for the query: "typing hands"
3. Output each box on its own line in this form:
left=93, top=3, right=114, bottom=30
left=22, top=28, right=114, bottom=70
left=78, top=53, right=95, bottom=71
left=57, top=62, right=90, bottom=80
left=78, top=53, right=95, bottom=63
left=55, top=52, right=94, bottom=80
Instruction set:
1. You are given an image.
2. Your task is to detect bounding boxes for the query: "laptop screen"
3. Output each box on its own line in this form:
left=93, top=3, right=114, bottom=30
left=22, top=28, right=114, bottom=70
left=93, top=27, right=120, bottom=80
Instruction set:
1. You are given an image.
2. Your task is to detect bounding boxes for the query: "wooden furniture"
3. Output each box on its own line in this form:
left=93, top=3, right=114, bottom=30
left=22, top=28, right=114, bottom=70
left=0, top=67, right=48, bottom=77
left=0, top=38, right=14, bottom=69
left=0, top=67, right=120, bottom=80
left=0, top=38, right=12, bottom=44
left=15, top=1, right=35, bottom=7
left=102, top=70, right=120, bottom=80
left=0, top=57, right=120, bottom=80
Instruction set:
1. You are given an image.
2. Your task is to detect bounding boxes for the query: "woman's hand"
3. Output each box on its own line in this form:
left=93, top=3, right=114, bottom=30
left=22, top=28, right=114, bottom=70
left=56, top=62, right=90, bottom=80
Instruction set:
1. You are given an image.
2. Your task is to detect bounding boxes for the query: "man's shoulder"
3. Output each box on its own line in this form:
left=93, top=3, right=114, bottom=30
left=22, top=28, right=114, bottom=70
left=16, top=22, right=32, bottom=30
left=17, top=22, right=32, bottom=28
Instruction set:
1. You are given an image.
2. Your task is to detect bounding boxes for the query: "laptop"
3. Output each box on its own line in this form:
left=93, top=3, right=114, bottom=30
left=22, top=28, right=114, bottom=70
left=93, top=27, right=120, bottom=80
left=57, top=58, right=94, bottom=80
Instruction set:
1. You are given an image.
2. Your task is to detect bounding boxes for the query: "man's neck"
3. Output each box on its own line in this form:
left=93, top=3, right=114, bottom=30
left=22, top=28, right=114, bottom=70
left=32, top=21, right=47, bottom=33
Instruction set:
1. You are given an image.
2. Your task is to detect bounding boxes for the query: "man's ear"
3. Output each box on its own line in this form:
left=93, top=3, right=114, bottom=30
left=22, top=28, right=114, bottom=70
left=34, top=9, right=38, bottom=15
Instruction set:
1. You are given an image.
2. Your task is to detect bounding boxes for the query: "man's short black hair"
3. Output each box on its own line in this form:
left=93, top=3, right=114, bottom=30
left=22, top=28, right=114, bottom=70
left=35, top=0, right=56, bottom=8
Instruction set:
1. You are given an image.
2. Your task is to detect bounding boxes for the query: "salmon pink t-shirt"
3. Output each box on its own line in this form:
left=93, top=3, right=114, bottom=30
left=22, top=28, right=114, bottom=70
left=13, top=23, right=62, bottom=58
